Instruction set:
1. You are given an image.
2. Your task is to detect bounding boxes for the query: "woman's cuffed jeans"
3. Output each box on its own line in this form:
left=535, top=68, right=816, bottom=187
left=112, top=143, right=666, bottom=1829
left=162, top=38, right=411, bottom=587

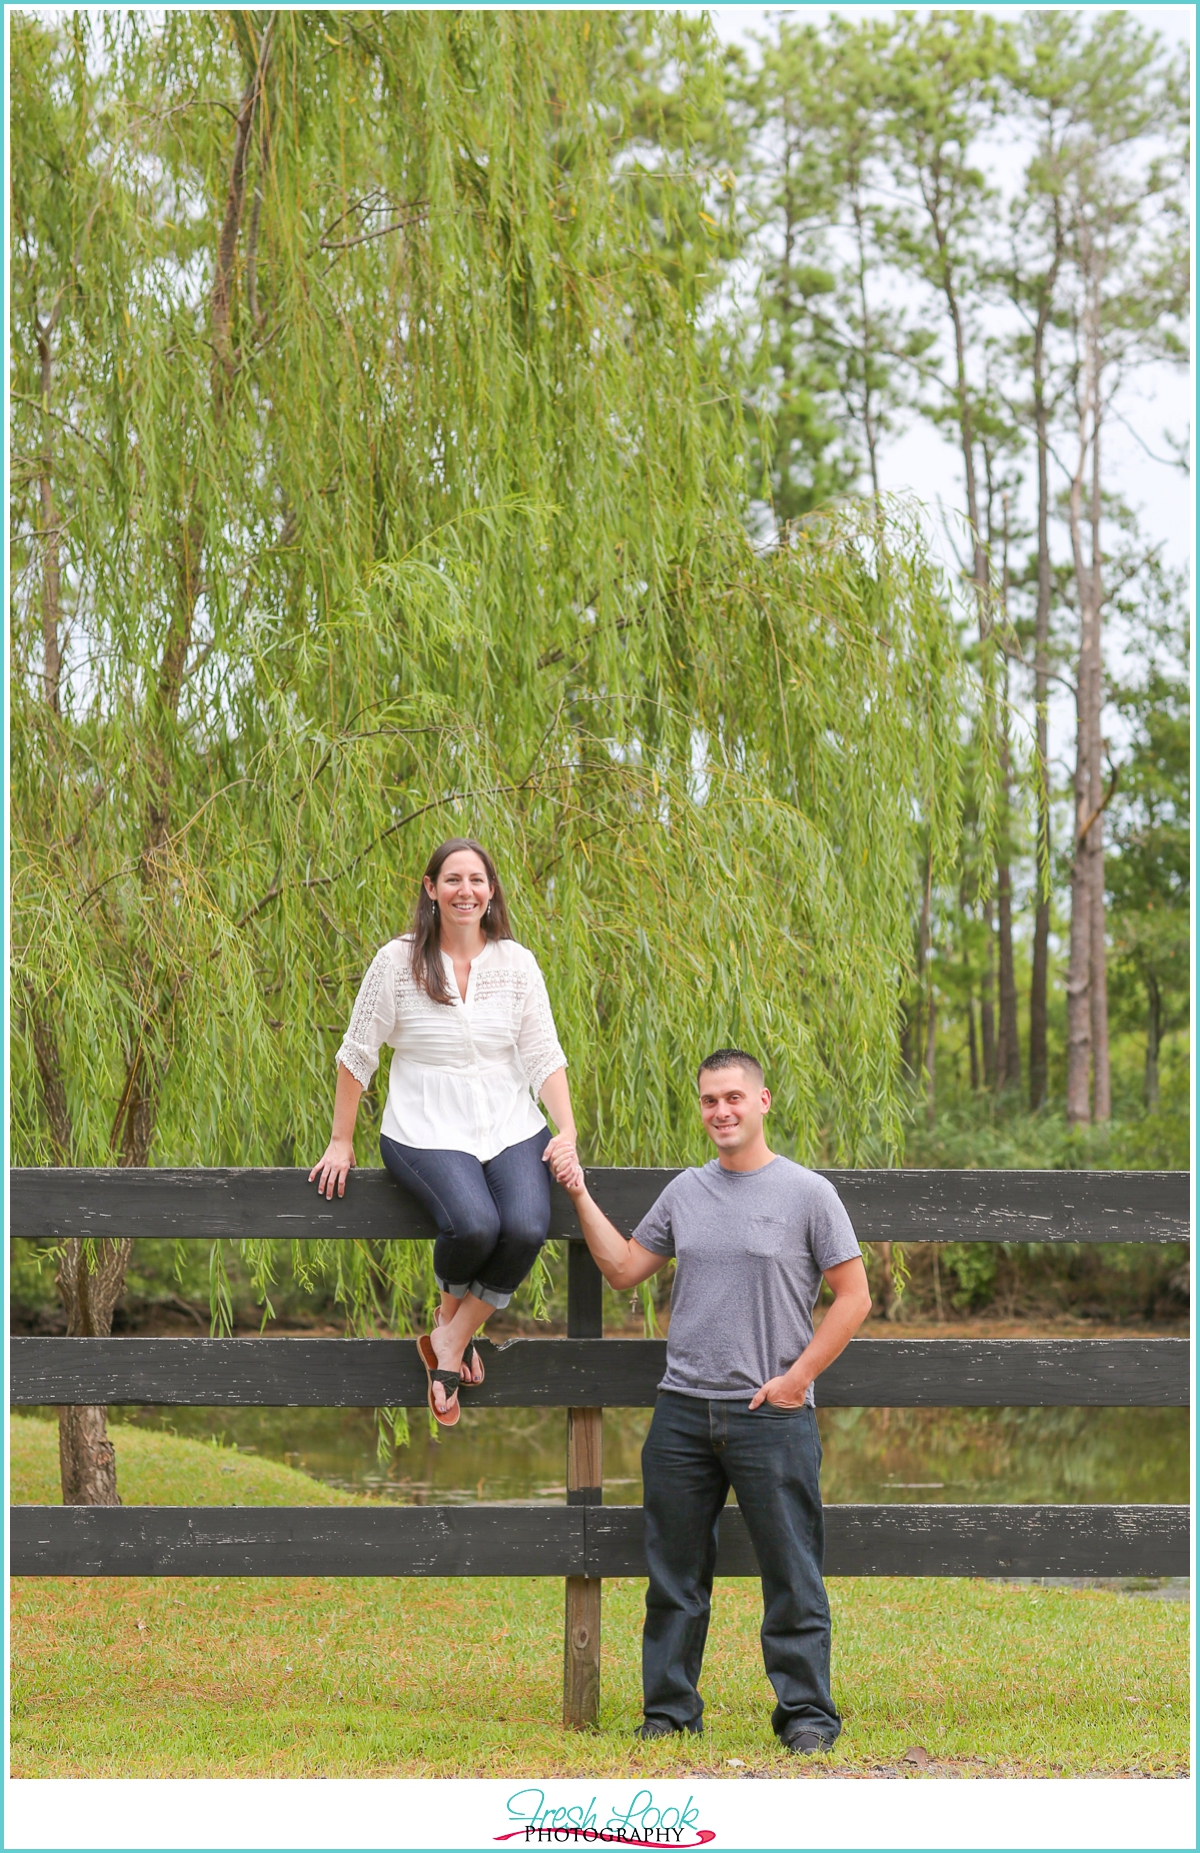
left=379, top=1126, right=551, bottom=1308
left=640, top=1390, right=841, bottom=1744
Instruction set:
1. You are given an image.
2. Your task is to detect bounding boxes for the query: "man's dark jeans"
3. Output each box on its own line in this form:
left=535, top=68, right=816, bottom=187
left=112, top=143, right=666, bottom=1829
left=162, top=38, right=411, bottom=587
left=641, top=1390, right=840, bottom=1743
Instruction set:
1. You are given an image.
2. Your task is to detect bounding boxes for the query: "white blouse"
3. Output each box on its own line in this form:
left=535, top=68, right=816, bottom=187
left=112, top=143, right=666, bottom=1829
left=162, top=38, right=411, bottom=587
left=335, top=935, right=568, bottom=1161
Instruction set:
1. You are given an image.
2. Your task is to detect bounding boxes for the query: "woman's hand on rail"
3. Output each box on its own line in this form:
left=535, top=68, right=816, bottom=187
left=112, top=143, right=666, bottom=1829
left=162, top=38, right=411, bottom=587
left=309, top=1137, right=357, bottom=1199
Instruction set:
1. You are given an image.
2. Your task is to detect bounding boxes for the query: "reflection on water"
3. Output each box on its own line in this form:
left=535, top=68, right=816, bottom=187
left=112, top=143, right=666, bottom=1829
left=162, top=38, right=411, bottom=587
left=107, top=1402, right=1190, bottom=1507
left=817, top=1405, right=1188, bottom=1507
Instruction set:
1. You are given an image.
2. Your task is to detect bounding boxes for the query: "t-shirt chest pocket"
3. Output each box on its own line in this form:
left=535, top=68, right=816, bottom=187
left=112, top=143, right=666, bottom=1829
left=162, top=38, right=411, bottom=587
left=743, top=1214, right=788, bottom=1259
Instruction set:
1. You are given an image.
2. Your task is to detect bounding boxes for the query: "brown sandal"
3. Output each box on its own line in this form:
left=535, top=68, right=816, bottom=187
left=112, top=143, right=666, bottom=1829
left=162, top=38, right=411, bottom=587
left=433, top=1311, right=485, bottom=1385
left=416, top=1334, right=461, bottom=1428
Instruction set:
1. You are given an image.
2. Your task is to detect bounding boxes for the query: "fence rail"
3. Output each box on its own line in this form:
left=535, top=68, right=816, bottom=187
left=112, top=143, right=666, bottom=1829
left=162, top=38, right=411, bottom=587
left=11, top=1165, right=1191, bottom=1244
left=10, top=1165, right=1191, bottom=1728
left=12, top=1501, right=1188, bottom=1580
left=11, top=1334, right=1190, bottom=1408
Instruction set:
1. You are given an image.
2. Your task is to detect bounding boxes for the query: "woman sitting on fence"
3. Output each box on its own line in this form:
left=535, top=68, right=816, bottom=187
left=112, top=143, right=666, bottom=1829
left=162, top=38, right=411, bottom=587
left=309, top=837, right=583, bottom=1426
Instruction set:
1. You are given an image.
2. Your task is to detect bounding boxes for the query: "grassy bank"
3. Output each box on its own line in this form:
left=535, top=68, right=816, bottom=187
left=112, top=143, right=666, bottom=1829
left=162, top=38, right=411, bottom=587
left=10, top=1417, right=1188, bottom=1779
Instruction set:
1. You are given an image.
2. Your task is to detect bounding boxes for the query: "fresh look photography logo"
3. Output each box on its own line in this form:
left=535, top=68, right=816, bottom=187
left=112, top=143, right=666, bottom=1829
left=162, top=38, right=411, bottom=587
left=496, top=1788, right=715, bottom=1848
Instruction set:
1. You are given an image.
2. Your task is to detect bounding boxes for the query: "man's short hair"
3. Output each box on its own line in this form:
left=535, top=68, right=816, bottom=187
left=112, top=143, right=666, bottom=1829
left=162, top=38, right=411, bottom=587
left=697, top=1048, right=765, bottom=1090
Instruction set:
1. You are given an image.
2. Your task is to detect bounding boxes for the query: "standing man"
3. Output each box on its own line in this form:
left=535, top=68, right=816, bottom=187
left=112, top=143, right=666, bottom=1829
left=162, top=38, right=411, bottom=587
left=552, top=1048, right=870, bottom=1754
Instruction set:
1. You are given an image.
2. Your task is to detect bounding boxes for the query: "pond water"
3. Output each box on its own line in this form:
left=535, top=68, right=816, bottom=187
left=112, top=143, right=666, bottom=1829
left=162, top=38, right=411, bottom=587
left=104, top=1402, right=1191, bottom=1508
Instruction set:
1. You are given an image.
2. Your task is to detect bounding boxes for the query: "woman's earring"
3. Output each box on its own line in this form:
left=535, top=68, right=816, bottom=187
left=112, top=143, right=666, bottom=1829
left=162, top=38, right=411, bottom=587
left=432, top=899, right=439, bottom=913
left=485, top=901, right=492, bottom=921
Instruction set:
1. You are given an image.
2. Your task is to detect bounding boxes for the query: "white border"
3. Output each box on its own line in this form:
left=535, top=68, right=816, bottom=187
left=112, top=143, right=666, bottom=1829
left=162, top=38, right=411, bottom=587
left=2, top=1776, right=1198, bottom=1852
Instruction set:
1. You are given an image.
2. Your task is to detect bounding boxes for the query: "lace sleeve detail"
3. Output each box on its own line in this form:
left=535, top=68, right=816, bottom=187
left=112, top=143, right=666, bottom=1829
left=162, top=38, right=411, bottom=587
left=516, top=960, right=568, bottom=1098
left=335, top=947, right=396, bottom=1090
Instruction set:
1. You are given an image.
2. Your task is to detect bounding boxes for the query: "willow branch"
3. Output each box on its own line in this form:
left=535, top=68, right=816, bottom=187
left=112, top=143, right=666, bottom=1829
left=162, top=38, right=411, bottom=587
left=318, top=206, right=428, bottom=254
left=229, top=780, right=540, bottom=933
left=211, top=12, right=275, bottom=379
left=11, top=392, right=108, bottom=460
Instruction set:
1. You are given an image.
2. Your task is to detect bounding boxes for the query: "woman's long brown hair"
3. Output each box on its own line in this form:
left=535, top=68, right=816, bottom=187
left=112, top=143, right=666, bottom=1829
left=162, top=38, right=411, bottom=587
left=409, top=838, right=513, bottom=1003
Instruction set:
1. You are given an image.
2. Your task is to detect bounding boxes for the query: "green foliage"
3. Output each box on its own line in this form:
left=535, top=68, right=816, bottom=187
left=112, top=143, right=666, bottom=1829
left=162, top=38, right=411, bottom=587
left=897, top=1065, right=1189, bottom=1323
left=11, top=11, right=973, bottom=1344
left=939, top=1241, right=999, bottom=1312
left=732, top=14, right=932, bottom=515
left=1105, top=574, right=1189, bottom=1100
left=906, top=992, right=1190, bottom=1173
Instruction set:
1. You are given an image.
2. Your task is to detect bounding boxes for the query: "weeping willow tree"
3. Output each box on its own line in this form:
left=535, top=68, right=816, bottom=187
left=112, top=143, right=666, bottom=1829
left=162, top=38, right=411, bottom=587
left=11, top=9, right=969, bottom=1497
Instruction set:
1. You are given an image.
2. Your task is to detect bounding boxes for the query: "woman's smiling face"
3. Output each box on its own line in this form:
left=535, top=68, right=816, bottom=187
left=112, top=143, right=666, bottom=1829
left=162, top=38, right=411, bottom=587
left=426, top=850, right=493, bottom=928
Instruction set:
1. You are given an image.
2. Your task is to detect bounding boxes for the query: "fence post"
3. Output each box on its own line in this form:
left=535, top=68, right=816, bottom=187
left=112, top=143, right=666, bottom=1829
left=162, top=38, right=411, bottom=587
left=563, top=1240, right=603, bottom=1729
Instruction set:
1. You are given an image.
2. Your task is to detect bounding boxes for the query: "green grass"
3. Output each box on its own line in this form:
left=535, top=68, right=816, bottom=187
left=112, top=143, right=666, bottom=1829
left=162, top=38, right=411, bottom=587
left=10, top=1411, right=359, bottom=1509
left=10, top=1416, right=1189, bottom=1778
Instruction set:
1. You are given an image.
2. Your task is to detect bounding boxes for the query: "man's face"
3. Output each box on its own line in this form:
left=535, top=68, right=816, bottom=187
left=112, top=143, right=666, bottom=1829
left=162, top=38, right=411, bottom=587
left=698, top=1066, right=770, bottom=1154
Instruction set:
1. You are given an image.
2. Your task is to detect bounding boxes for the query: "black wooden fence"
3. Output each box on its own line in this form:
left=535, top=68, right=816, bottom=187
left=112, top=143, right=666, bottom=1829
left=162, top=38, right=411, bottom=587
left=9, top=1166, right=1191, bottom=1728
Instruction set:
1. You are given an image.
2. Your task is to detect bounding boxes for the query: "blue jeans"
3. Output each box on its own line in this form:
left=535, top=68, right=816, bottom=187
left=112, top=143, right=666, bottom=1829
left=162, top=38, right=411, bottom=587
left=641, top=1391, right=840, bottom=1743
left=379, top=1127, right=551, bottom=1309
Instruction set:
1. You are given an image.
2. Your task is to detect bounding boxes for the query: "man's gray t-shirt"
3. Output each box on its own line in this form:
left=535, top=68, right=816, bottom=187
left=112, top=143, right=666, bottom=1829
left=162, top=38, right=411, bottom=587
left=630, top=1156, right=861, bottom=1404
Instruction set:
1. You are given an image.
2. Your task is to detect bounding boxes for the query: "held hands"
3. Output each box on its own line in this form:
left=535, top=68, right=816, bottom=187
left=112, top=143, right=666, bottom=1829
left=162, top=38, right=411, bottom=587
left=309, top=1138, right=356, bottom=1200
left=543, top=1132, right=584, bottom=1195
left=749, top=1372, right=810, bottom=1412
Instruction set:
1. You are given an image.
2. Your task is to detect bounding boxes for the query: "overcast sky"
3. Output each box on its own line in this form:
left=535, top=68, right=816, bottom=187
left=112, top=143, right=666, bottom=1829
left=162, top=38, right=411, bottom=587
left=696, top=4, right=1192, bottom=816
left=704, top=4, right=1194, bottom=589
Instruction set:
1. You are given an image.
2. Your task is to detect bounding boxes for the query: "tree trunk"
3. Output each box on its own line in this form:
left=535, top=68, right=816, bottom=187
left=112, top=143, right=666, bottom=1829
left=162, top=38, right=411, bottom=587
left=58, top=1406, right=121, bottom=1507
left=913, top=860, right=931, bottom=1090
left=1065, top=259, right=1101, bottom=1127
left=915, top=848, right=932, bottom=1095
left=940, top=260, right=1005, bottom=1103
left=1028, top=880, right=1050, bottom=1109
left=995, top=857, right=1020, bottom=1092
left=980, top=916, right=997, bottom=1089
left=24, top=348, right=121, bottom=1500
left=900, top=1000, right=916, bottom=1079
left=1024, top=179, right=1064, bottom=1114
left=28, top=1000, right=73, bottom=1162
left=924, top=971, right=936, bottom=1129
left=1085, top=421, right=1110, bottom=1122
left=210, top=17, right=275, bottom=386
left=993, top=506, right=1021, bottom=1096
left=33, top=1040, right=132, bottom=1505
left=112, top=40, right=272, bottom=1163
left=1087, top=807, right=1110, bottom=1121
left=966, top=989, right=979, bottom=1092
left=55, top=1235, right=134, bottom=1505
left=58, top=43, right=277, bottom=1494
left=1143, top=971, right=1161, bottom=1110
left=876, top=1240, right=896, bottom=1322
left=942, top=271, right=988, bottom=597
left=959, top=881, right=979, bottom=1090
left=1028, top=264, right=1055, bottom=1111
left=1065, top=679, right=1093, bottom=1124
left=112, top=1044, right=166, bottom=1168
left=851, top=189, right=882, bottom=504
left=921, top=851, right=936, bottom=1128
left=48, top=27, right=272, bottom=1505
